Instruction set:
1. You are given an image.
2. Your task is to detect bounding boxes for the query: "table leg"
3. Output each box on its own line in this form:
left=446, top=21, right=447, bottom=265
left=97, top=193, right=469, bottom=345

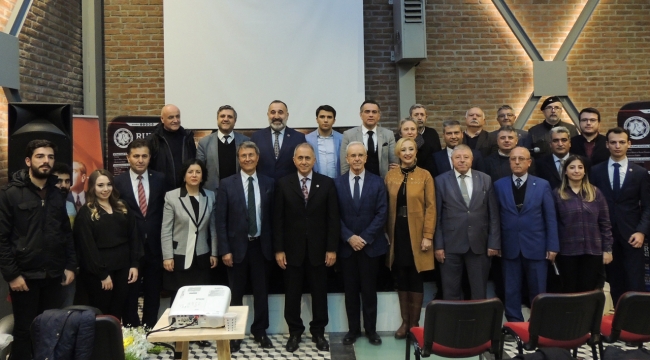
left=216, top=339, right=231, bottom=359
left=174, top=341, right=189, bottom=360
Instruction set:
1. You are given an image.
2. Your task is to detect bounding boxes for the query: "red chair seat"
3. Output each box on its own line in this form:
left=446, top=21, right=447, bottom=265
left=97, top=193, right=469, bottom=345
left=601, top=315, right=650, bottom=343
left=411, top=326, right=491, bottom=357
left=504, top=322, right=590, bottom=349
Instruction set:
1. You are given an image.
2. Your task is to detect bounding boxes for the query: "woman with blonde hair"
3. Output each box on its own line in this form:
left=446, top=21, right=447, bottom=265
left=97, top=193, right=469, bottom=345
left=74, top=169, right=142, bottom=320
left=554, top=155, right=613, bottom=292
left=395, top=118, right=436, bottom=176
left=385, top=137, right=436, bottom=338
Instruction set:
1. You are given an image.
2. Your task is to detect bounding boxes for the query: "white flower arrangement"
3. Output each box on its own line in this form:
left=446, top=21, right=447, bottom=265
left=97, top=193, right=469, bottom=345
left=122, top=327, right=153, bottom=360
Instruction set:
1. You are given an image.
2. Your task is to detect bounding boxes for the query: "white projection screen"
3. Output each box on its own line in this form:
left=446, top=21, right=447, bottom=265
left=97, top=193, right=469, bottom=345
left=163, top=0, right=365, bottom=130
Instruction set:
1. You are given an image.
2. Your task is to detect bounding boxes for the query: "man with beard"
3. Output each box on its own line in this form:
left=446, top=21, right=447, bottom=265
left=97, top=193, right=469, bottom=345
left=409, top=104, right=442, bottom=153
left=305, top=105, right=343, bottom=178
left=527, top=96, right=579, bottom=158
left=571, top=107, right=609, bottom=169
left=0, top=140, right=76, bottom=360
left=251, top=100, right=306, bottom=181
left=52, top=162, right=76, bottom=225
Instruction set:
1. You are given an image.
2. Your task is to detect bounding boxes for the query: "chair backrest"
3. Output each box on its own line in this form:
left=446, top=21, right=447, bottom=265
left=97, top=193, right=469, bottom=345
left=422, top=298, right=504, bottom=356
left=527, top=290, right=605, bottom=348
left=89, top=315, right=125, bottom=360
left=609, top=291, right=650, bottom=341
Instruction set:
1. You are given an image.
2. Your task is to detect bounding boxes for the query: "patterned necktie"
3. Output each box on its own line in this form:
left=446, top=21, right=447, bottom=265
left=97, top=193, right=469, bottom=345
left=515, top=178, right=522, bottom=189
left=367, top=130, right=375, bottom=155
left=459, top=174, right=470, bottom=207
left=274, top=131, right=281, bottom=159
left=75, top=194, right=82, bottom=211
left=247, top=177, right=257, bottom=236
left=557, top=159, right=565, bottom=176
left=353, top=176, right=360, bottom=206
left=613, top=163, right=621, bottom=196
left=137, top=175, right=147, bottom=216
left=301, top=177, right=309, bottom=205
left=223, top=134, right=230, bottom=144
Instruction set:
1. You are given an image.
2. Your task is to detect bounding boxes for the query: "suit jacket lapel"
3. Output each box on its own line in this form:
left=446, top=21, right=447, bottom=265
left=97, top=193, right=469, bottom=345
left=278, top=130, right=293, bottom=160
left=341, top=175, right=359, bottom=213
left=179, top=195, right=197, bottom=224
left=147, top=172, right=163, bottom=215
left=307, top=175, right=320, bottom=203
left=521, top=177, right=536, bottom=213
left=290, top=174, right=305, bottom=201
left=468, top=173, right=482, bottom=208
left=197, top=192, right=207, bottom=227
left=619, top=164, right=634, bottom=192
left=235, top=175, right=248, bottom=216
left=448, top=171, right=465, bottom=207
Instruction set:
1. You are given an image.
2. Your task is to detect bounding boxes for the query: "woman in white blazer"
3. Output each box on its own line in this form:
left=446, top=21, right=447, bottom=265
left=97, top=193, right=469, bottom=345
left=161, top=159, right=217, bottom=300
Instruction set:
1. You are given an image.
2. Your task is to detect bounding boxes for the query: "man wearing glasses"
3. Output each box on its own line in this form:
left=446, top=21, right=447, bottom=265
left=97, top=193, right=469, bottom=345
left=571, top=107, right=610, bottom=168
left=527, top=96, right=579, bottom=157
left=487, top=105, right=530, bottom=155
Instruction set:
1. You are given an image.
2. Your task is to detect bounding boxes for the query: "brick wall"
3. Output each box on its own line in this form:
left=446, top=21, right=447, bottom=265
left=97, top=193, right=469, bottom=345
left=417, top=0, right=650, bottom=133
left=0, top=0, right=18, bottom=184
left=0, top=0, right=83, bottom=184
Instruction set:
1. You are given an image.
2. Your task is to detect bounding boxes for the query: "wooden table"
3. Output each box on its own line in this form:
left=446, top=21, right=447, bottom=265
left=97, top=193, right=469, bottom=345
left=147, top=306, right=248, bottom=360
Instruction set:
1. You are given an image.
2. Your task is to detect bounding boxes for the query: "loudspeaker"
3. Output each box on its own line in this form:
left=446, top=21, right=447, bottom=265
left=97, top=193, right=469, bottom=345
left=8, top=103, right=73, bottom=178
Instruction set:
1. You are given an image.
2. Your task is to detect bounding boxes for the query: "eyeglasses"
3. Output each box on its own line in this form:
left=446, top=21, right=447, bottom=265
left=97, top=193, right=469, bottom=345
left=509, top=157, right=530, bottom=162
left=579, top=118, right=598, bottom=123
left=497, top=113, right=515, bottom=119
left=544, top=106, right=563, bottom=111
left=551, top=138, right=569, bottom=143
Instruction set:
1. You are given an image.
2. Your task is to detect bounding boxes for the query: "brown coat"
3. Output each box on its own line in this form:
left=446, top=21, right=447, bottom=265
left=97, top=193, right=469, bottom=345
left=385, top=166, right=436, bottom=272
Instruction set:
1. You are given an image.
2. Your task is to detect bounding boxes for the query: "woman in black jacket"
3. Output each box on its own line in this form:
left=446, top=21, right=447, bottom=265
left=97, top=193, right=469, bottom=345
left=74, top=169, right=142, bottom=320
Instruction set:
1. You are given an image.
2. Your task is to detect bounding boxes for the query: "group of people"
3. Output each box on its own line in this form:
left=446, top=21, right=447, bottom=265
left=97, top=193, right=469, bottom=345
left=0, top=96, right=647, bottom=359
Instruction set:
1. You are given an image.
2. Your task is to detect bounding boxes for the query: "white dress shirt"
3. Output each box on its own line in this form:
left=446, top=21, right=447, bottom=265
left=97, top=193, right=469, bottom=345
left=454, top=168, right=473, bottom=200
left=446, top=147, right=455, bottom=168
left=348, top=170, right=365, bottom=198
left=271, top=127, right=285, bottom=149
left=218, top=130, right=233, bottom=144
left=512, top=173, right=529, bottom=187
left=608, top=157, right=628, bottom=189
left=241, top=170, right=262, bottom=238
left=298, top=171, right=313, bottom=193
left=71, top=190, right=85, bottom=204
left=362, top=126, right=378, bottom=152
left=129, top=169, right=150, bottom=208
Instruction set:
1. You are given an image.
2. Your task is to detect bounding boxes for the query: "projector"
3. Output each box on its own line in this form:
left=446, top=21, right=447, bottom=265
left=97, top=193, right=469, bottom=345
left=168, top=285, right=231, bottom=328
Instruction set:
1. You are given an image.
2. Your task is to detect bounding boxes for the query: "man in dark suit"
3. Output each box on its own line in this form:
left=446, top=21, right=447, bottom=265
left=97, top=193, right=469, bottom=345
left=462, top=107, right=491, bottom=158
left=434, top=145, right=500, bottom=300
left=196, top=105, right=250, bottom=192
left=571, top=107, right=609, bottom=169
left=250, top=100, right=306, bottom=181
left=334, top=141, right=387, bottom=346
left=216, top=141, right=275, bottom=352
left=274, top=143, right=340, bottom=353
left=536, top=126, right=573, bottom=189
left=68, top=160, right=87, bottom=211
left=591, top=127, right=650, bottom=304
left=114, top=139, right=166, bottom=328
left=494, top=147, right=559, bottom=322
left=410, top=104, right=442, bottom=153
left=432, top=120, right=485, bottom=177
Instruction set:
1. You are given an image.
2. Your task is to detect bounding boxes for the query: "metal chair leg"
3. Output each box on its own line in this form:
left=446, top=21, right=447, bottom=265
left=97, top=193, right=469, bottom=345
left=572, top=348, right=577, bottom=358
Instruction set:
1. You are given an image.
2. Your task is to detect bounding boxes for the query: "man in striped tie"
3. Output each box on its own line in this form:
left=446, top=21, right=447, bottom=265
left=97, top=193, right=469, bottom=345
left=114, top=139, right=167, bottom=328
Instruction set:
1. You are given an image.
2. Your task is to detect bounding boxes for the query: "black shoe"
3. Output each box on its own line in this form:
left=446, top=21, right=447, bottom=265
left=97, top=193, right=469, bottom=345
left=285, top=335, right=301, bottom=352
left=311, top=335, right=330, bottom=351
left=230, top=339, right=242, bottom=352
left=191, top=340, right=211, bottom=347
left=254, top=334, right=274, bottom=348
left=342, top=331, right=361, bottom=345
left=366, top=332, right=382, bottom=345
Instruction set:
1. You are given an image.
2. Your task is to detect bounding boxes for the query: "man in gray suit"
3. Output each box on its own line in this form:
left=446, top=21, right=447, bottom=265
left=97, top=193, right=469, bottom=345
left=340, top=100, right=398, bottom=178
left=434, top=144, right=501, bottom=300
left=197, top=105, right=250, bottom=192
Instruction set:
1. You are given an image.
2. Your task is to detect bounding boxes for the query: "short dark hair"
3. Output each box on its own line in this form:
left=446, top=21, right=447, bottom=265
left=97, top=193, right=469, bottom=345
left=409, top=104, right=426, bottom=117
left=579, top=107, right=601, bottom=122
left=315, top=105, right=336, bottom=118
left=51, top=162, right=71, bottom=177
left=127, top=139, right=150, bottom=155
left=360, top=100, right=381, bottom=112
left=218, top=105, right=238, bottom=120
left=606, top=127, right=630, bottom=141
left=442, top=119, right=461, bottom=130
left=269, top=100, right=288, bottom=111
left=497, top=105, right=514, bottom=113
left=179, top=158, right=208, bottom=187
left=25, top=139, right=57, bottom=158
left=497, top=125, right=517, bottom=135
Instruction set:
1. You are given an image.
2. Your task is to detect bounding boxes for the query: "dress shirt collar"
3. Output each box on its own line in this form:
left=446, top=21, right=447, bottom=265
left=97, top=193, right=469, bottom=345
left=446, top=146, right=454, bottom=157
left=349, top=169, right=365, bottom=182
left=240, top=170, right=258, bottom=183
left=552, top=153, right=570, bottom=163
left=317, top=129, right=333, bottom=138
left=512, top=173, right=528, bottom=184
left=298, top=171, right=313, bottom=182
left=454, top=168, right=472, bottom=179
left=129, top=169, right=149, bottom=182
left=272, top=127, right=286, bottom=136
left=464, top=129, right=482, bottom=138
left=218, top=130, right=233, bottom=142
left=362, top=125, right=377, bottom=135
left=608, top=156, right=628, bottom=170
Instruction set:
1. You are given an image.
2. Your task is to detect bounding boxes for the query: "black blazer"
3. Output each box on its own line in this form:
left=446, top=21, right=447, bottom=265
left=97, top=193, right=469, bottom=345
left=431, top=148, right=485, bottom=178
left=250, top=126, right=306, bottom=181
left=535, top=154, right=570, bottom=190
left=114, top=170, right=166, bottom=260
left=591, top=161, right=650, bottom=241
left=421, top=127, right=442, bottom=154
left=215, top=173, right=275, bottom=263
left=462, top=131, right=491, bottom=158
left=273, top=172, right=340, bottom=266
left=571, top=134, right=610, bottom=170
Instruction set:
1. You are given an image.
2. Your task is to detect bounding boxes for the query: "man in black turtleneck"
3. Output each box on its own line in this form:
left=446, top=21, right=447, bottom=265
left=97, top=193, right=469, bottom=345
left=484, top=126, right=536, bottom=184
left=146, top=104, right=197, bottom=191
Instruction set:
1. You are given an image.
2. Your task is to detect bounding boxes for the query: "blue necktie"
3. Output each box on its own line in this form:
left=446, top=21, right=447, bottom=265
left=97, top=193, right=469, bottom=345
left=353, top=176, right=360, bottom=206
left=613, top=163, right=621, bottom=196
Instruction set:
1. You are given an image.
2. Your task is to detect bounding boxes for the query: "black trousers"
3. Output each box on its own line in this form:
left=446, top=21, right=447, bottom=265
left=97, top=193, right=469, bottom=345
left=341, top=250, right=379, bottom=334
left=284, top=257, right=328, bottom=336
left=227, top=239, right=270, bottom=337
left=84, top=267, right=130, bottom=320
left=9, top=277, right=63, bottom=360
left=556, top=254, right=602, bottom=293
left=123, top=252, right=163, bottom=328
left=607, top=234, right=646, bottom=305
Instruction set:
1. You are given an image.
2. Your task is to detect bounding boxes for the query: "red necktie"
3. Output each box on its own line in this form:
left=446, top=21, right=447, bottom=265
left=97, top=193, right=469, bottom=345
left=137, top=175, right=147, bottom=216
